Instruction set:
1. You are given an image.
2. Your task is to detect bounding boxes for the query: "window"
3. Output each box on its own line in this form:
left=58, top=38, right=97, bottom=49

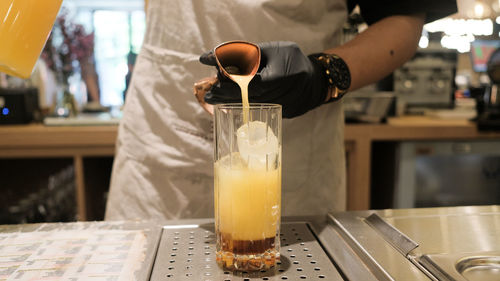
left=65, top=0, right=145, bottom=106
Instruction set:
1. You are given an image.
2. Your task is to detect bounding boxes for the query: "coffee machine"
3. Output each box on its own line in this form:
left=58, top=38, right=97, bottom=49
left=393, top=46, right=456, bottom=114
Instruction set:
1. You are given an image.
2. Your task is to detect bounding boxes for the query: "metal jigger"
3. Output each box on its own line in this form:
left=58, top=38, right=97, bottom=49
left=214, top=41, right=261, bottom=78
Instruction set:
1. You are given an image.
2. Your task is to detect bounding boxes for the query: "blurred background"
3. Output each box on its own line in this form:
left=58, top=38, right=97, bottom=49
left=3, top=0, right=500, bottom=118
left=1, top=0, right=145, bottom=116
left=1, top=0, right=500, bottom=224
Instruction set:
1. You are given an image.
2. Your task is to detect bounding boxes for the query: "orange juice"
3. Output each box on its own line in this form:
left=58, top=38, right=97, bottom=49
left=215, top=153, right=281, bottom=270
left=215, top=158, right=281, bottom=240
left=0, top=0, right=63, bottom=78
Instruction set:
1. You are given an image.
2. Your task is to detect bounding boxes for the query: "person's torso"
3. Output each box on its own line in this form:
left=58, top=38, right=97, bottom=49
left=144, top=0, right=347, bottom=55
left=118, top=0, right=348, bottom=217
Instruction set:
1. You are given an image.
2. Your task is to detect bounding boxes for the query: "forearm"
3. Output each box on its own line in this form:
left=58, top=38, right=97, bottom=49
left=326, top=14, right=425, bottom=91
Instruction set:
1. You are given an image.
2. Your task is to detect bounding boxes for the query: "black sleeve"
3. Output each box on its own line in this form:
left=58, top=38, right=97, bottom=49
left=347, top=0, right=458, bottom=25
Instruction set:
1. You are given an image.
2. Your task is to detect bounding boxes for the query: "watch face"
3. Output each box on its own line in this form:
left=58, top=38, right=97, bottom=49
left=331, top=56, right=351, bottom=91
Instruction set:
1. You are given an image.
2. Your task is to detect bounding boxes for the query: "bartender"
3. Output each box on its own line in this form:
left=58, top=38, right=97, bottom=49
left=105, top=0, right=457, bottom=220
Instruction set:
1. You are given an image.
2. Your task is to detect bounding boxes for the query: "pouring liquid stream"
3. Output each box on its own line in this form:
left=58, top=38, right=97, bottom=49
left=229, top=74, right=253, bottom=124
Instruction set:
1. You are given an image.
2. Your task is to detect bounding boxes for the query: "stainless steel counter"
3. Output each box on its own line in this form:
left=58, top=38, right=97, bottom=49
left=1, top=206, right=499, bottom=280
left=325, top=205, right=500, bottom=280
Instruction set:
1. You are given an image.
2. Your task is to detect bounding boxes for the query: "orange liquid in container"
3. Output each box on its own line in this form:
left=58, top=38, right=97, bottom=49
left=215, top=73, right=281, bottom=271
left=0, top=0, right=63, bottom=78
left=215, top=152, right=281, bottom=270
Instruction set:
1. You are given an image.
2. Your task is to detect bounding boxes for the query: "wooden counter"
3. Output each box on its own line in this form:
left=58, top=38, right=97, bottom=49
left=1, top=117, right=500, bottom=220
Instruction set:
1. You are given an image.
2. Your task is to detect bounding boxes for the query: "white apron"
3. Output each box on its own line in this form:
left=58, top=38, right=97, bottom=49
left=105, top=0, right=347, bottom=220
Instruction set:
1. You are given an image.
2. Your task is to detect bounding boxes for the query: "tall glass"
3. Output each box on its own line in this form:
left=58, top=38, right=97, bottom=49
left=0, top=0, right=63, bottom=78
left=214, top=104, right=282, bottom=271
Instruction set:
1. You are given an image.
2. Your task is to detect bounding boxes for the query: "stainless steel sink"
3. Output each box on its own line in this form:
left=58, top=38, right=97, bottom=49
left=458, top=255, right=500, bottom=281
left=420, top=251, right=500, bottom=281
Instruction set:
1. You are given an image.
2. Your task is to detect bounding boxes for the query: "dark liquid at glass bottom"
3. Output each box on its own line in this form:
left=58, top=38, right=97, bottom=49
left=216, top=232, right=279, bottom=271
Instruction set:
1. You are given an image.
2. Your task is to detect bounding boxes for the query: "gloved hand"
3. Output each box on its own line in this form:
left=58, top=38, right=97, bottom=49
left=199, top=41, right=328, bottom=118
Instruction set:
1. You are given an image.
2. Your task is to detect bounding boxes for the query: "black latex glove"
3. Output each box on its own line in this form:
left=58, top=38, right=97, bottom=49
left=199, top=41, right=328, bottom=118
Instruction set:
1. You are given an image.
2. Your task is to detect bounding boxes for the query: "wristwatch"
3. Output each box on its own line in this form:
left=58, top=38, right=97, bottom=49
left=309, top=53, right=351, bottom=102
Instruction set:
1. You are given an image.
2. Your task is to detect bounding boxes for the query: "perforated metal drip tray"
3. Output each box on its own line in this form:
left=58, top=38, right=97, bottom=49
left=150, top=222, right=341, bottom=281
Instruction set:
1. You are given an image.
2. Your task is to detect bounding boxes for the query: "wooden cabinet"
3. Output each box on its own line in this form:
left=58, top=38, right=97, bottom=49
left=0, top=125, right=116, bottom=221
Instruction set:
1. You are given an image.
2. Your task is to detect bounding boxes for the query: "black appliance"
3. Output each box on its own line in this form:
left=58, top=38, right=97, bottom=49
left=393, top=47, right=457, bottom=113
left=0, top=87, right=39, bottom=124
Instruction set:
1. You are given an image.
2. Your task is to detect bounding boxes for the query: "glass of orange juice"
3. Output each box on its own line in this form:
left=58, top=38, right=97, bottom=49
left=0, top=0, right=63, bottom=78
left=214, top=103, right=282, bottom=271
